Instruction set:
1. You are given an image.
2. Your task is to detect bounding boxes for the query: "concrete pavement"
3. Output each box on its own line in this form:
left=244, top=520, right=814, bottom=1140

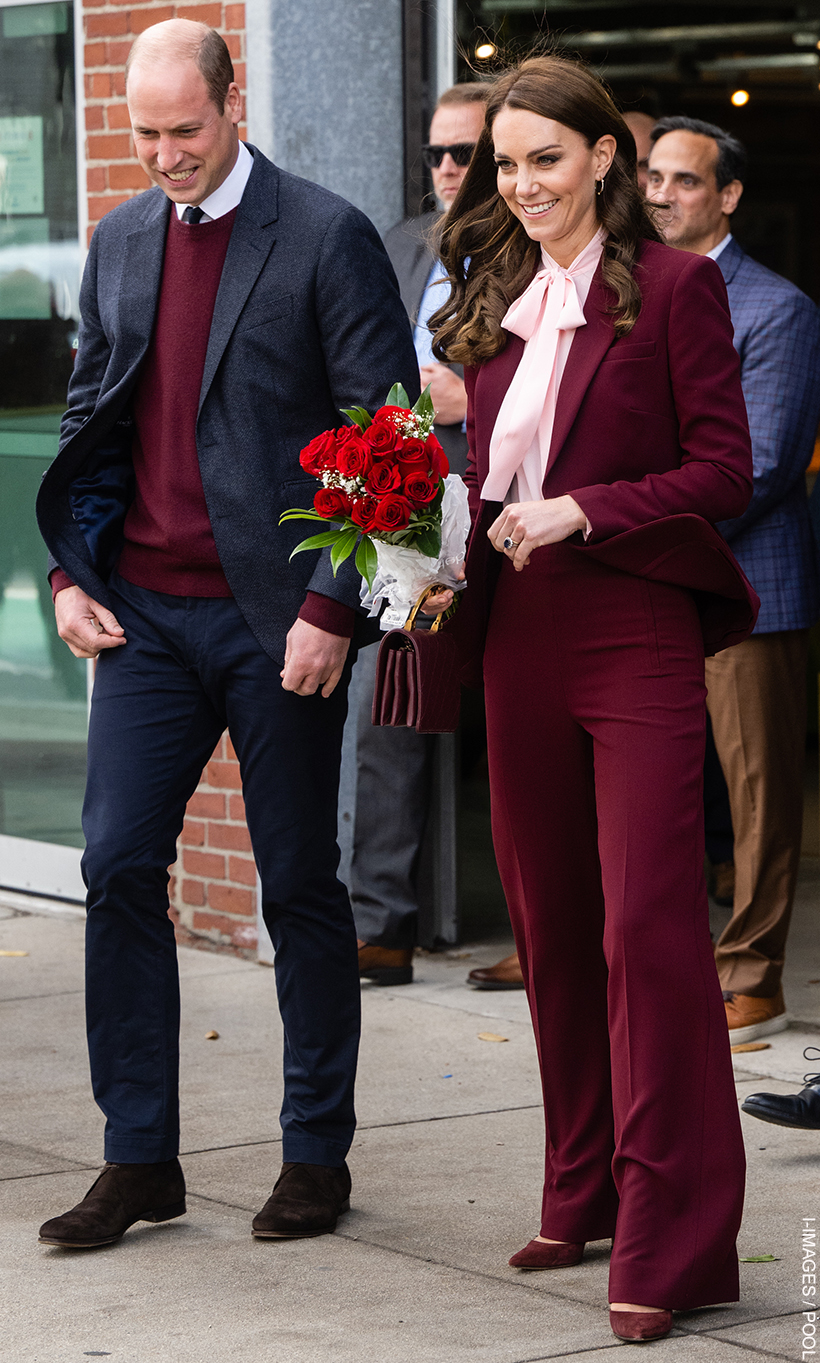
left=1, top=865, right=819, bottom=1362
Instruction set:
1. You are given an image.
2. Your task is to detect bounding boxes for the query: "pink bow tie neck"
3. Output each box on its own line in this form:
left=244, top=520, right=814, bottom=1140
left=481, top=229, right=606, bottom=503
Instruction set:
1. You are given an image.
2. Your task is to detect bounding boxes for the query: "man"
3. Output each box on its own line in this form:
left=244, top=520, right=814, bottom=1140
left=35, top=19, right=418, bottom=1248
left=351, top=84, right=528, bottom=990
left=648, top=116, right=820, bottom=1043
left=622, top=110, right=655, bottom=193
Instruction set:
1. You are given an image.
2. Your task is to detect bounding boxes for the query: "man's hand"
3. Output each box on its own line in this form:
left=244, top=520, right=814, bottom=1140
left=489, top=497, right=588, bottom=571
left=54, top=586, right=127, bottom=658
left=419, top=362, right=468, bottom=427
left=280, top=618, right=350, bottom=698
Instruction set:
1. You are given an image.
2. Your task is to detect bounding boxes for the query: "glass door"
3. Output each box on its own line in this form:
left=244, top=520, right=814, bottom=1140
left=0, top=0, right=86, bottom=900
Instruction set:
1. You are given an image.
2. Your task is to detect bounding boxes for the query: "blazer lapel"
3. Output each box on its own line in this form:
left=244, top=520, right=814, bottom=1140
left=544, top=267, right=615, bottom=485
left=198, top=149, right=279, bottom=413
left=473, top=333, right=524, bottom=489
left=117, top=190, right=170, bottom=364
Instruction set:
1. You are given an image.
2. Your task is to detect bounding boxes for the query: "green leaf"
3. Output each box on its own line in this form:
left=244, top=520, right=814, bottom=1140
left=288, top=530, right=344, bottom=560
left=739, top=1255, right=778, bottom=1263
left=330, top=528, right=358, bottom=576
left=413, top=384, right=435, bottom=423
left=279, top=508, right=326, bottom=524
left=355, top=534, right=379, bottom=591
left=414, top=526, right=442, bottom=559
left=385, top=383, right=410, bottom=409
left=340, top=406, right=372, bottom=431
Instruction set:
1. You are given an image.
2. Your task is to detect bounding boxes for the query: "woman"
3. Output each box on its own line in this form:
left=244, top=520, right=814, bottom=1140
left=426, top=56, right=754, bottom=1342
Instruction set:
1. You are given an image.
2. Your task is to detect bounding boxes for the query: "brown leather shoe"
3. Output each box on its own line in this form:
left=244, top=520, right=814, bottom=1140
left=252, top=1161, right=351, bottom=1239
left=467, top=952, right=524, bottom=990
left=357, top=940, right=413, bottom=985
left=610, top=1309, right=673, bottom=1342
left=509, top=1238, right=584, bottom=1269
left=38, top=1159, right=186, bottom=1248
left=710, top=859, right=735, bottom=907
left=724, top=986, right=788, bottom=1045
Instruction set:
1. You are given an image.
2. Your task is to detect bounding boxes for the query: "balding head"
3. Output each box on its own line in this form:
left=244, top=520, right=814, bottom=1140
left=126, top=19, right=242, bottom=208
left=127, top=19, right=234, bottom=112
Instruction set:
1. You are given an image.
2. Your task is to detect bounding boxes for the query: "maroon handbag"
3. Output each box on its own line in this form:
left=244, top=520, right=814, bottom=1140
left=371, top=589, right=461, bottom=734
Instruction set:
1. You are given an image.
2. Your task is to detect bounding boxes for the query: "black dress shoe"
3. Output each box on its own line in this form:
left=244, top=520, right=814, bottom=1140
left=741, top=1049, right=820, bottom=1130
left=252, top=1161, right=351, bottom=1239
left=38, top=1159, right=186, bottom=1248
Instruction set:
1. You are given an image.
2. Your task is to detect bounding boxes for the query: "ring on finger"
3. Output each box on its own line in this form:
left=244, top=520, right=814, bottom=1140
left=502, top=536, right=521, bottom=551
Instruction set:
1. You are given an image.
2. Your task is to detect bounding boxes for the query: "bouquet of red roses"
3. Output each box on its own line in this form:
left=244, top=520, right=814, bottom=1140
left=280, top=384, right=452, bottom=592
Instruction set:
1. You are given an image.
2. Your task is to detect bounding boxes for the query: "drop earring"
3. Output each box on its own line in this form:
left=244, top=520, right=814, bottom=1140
left=596, top=175, right=606, bottom=196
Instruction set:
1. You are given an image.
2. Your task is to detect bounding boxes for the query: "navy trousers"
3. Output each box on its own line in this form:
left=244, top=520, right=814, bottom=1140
left=82, top=574, right=360, bottom=1166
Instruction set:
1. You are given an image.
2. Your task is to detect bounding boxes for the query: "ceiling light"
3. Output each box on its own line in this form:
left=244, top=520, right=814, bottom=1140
left=731, top=89, right=750, bottom=107
left=475, top=42, right=496, bottom=60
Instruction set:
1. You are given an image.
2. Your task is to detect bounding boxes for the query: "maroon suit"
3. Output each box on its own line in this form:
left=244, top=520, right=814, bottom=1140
left=463, top=241, right=754, bottom=1309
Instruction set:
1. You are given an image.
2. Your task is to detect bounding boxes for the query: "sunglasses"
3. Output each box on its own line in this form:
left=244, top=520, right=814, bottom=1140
left=421, top=142, right=476, bottom=169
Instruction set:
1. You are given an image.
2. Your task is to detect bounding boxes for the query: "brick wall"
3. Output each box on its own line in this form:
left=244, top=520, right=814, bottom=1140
left=81, top=0, right=257, bottom=954
left=168, top=735, right=259, bottom=954
left=82, top=0, right=246, bottom=245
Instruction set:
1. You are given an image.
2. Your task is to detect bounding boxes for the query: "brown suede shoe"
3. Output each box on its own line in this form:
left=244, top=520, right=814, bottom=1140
left=252, top=1161, right=351, bottom=1239
left=357, top=941, right=413, bottom=985
left=467, top=952, right=524, bottom=991
left=38, top=1159, right=186, bottom=1248
left=724, top=986, right=788, bottom=1045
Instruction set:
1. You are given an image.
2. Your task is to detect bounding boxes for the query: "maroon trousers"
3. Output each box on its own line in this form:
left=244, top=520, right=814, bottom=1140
left=483, top=546, right=745, bottom=1310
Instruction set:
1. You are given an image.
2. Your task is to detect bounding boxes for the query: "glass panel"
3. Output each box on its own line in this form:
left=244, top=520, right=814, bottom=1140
left=0, top=1, right=86, bottom=852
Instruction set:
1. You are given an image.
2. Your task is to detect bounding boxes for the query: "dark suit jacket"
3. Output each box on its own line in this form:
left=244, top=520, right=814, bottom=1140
left=715, top=237, right=820, bottom=633
left=37, top=145, right=419, bottom=663
left=456, top=240, right=757, bottom=674
left=383, top=212, right=468, bottom=475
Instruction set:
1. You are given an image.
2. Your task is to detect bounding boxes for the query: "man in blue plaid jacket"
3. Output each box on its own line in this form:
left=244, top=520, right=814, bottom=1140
left=649, top=116, right=820, bottom=1045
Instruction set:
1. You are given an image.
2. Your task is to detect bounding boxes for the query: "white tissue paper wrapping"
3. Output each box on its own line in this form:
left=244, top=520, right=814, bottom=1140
left=360, top=474, right=471, bottom=632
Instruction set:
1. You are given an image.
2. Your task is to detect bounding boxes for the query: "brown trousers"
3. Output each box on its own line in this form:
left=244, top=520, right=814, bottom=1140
left=705, top=630, right=809, bottom=997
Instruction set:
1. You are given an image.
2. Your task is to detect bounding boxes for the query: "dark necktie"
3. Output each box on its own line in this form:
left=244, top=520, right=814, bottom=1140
left=182, top=206, right=205, bottom=224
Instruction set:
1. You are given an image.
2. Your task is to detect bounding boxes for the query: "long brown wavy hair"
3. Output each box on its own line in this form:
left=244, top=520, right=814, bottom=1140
left=431, top=54, right=663, bottom=365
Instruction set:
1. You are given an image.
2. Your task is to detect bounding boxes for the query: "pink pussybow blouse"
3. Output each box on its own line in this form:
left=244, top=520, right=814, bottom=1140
left=481, top=227, right=607, bottom=504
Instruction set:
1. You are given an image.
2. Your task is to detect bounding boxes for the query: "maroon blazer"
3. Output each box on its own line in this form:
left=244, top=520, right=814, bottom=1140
left=455, top=240, right=758, bottom=676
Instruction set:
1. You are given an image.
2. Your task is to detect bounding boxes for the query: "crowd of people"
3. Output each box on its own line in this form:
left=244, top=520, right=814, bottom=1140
left=33, top=17, right=820, bottom=1347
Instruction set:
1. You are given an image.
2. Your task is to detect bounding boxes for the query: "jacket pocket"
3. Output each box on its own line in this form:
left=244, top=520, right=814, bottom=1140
left=602, top=340, right=657, bottom=361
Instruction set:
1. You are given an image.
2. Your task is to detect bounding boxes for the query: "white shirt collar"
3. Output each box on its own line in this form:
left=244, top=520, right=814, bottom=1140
left=706, top=232, right=733, bottom=262
left=174, top=140, right=253, bottom=222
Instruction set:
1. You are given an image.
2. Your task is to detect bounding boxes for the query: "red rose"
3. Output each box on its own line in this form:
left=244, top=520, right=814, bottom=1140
left=403, top=473, right=438, bottom=506
left=373, top=405, right=411, bottom=425
left=366, top=420, right=404, bottom=455
left=351, top=495, right=379, bottom=532
left=337, top=436, right=373, bottom=478
left=300, top=429, right=338, bottom=476
left=336, top=424, right=361, bottom=444
left=314, top=487, right=352, bottom=520
left=372, top=494, right=413, bottom=533
left=365, top=461, right=402, bottom=495
left=399, top=436, right=427, bottom=463
left=425, top=433, right=449, bottom=479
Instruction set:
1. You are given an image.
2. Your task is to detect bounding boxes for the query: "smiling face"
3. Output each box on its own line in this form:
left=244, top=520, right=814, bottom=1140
left=127, top=57, right=242, bottom=206
left=429, top=100, right=486, bottom=212
left=646, top=129, right=743, bottom=254
left=491, top=107, right=615, bottom=267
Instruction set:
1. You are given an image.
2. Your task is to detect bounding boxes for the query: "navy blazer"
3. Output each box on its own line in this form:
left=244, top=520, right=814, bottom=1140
left=36, top=145, right=420, bottom=662
left=716, top=237, right=820, bottom=633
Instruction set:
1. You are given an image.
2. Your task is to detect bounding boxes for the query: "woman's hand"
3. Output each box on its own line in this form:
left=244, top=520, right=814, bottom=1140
left=421, top=565, right=466, bottom=616
left=489, top=496, right=587, bottom=571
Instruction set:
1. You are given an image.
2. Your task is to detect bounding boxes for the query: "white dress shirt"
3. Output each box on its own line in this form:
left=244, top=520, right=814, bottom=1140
left=706, top=233, right=733, bottom=262
left=174, top=140, right=254, bottom=223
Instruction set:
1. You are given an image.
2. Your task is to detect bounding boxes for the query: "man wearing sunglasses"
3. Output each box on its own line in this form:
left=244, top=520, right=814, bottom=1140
left=348, top=85, right=492, bottom=989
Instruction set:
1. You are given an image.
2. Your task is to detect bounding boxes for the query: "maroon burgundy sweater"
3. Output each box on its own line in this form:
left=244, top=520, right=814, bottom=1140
left=52, top=206, right=354, bottom=637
